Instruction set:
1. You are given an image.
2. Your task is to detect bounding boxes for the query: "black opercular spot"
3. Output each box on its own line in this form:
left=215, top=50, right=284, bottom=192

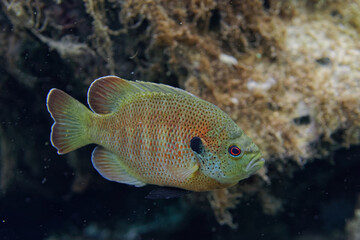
left=190, top=137, right=203, bottom=154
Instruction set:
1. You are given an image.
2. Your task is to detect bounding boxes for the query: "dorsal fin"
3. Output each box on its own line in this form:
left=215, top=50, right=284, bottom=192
left=87, top=76, right=132, bottom=114
left=87, top=75, right=198, bottom=114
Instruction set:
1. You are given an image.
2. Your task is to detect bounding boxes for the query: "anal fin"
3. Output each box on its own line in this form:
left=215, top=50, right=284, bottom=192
left=145, top=187, right=191, bottom=200
left=91, top=146, right=145, bottom=187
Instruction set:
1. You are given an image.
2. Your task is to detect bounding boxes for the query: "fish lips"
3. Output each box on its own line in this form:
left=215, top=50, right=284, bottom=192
left=245, top=156, right=265, bottom=175
left=217, top=155, right=264, bottom=184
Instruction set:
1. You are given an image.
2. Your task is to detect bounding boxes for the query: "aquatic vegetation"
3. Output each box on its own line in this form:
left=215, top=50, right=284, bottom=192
left=3, top=0, right=359, bottom=160
left=207, top=188, right=242, bottom=229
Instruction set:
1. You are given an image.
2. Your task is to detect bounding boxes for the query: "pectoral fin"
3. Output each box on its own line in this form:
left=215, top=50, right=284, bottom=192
left=91, top=146, right=146, bottom=187
left=165, top=163, right=199, bottom=182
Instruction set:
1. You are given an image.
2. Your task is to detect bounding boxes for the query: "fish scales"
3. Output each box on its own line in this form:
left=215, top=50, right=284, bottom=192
left=90, top=93, right=225, bottom=190
left=46, top=76, right=264, bottom=192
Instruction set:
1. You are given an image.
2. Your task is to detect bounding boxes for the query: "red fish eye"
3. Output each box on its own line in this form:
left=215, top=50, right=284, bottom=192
left=228, top=145, right=241, bottom=157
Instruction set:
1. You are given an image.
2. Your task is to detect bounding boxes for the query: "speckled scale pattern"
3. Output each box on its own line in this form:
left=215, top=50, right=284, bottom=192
left=90, top=91, right=229, bottom=190
left=47, top=76, right=263, bottom=192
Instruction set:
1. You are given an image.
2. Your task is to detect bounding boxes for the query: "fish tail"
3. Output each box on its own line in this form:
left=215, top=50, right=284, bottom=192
left=46, top=88, right=93, bottom=154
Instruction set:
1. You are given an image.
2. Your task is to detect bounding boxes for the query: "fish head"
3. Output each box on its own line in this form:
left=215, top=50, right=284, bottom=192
left=217, top=133, right=264, bottom=184
left=196, top=121, right=264, bottom=185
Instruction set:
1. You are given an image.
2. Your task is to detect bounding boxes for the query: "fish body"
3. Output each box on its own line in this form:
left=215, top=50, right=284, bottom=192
left=47, top=76, right=264, bottom=192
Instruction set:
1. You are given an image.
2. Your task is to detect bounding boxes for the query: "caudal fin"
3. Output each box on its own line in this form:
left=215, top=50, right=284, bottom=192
left=46, top=88, right=92, bottom=154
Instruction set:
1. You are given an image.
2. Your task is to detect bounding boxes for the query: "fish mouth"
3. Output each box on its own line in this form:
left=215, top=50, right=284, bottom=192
left=218, top=155, right=265, bottom=184
left=245, top=156, right=265, bottom=174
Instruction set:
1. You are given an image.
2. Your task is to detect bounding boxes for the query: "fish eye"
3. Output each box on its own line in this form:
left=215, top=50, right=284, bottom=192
left=190, top=137, right=203, bottom=154
left=228, top=145, right=241, bottom=157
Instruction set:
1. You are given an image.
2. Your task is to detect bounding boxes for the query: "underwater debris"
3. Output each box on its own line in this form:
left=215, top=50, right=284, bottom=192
left=33, top=32, right=96, bottom=58
left=2, top=0, right=47, bottom=30
left=208, top=188, right=241, bottom=229
left=246, top=77, right=276, bottom=92
left=219, top=53, right=238, bottom=66
left=258, top=189, right=282, bottom=215
left=83, top=0, right=124, bottom=74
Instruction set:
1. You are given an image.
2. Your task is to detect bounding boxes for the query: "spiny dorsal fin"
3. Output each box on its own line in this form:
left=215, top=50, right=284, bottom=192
left=87, top=75, right=198, bottom=114
left=91, top=146, right=146, bottom=187
left=87, top=76, right=132, bottom=114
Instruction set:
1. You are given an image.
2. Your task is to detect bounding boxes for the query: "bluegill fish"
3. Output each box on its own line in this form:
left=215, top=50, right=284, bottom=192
left=46, top=76, right=264, bottom=192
